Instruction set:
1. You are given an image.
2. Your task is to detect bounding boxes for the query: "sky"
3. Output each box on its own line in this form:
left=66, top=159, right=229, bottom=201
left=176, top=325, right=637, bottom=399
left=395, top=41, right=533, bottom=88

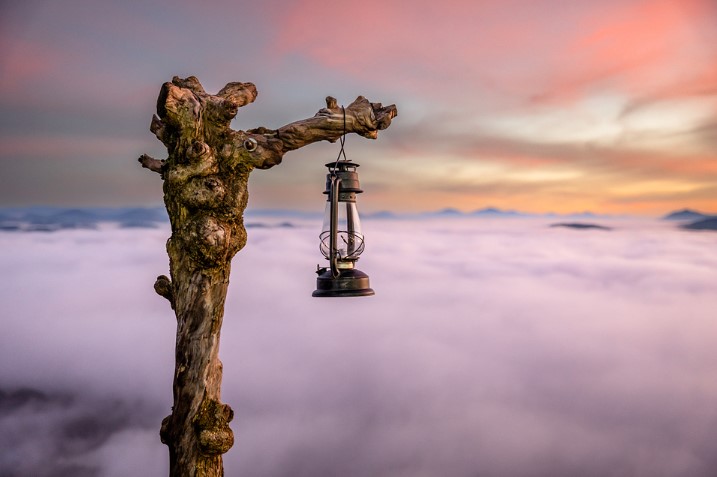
left=2, top=218, right=717, bottom=476
left=0, top=0, right=716, bottom=215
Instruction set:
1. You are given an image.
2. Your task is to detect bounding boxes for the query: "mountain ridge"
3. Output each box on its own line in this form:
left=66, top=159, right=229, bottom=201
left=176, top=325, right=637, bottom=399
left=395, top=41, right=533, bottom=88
left=662, top=208, right=712, bottom=221
left=3, top=205, right=715, bottom=233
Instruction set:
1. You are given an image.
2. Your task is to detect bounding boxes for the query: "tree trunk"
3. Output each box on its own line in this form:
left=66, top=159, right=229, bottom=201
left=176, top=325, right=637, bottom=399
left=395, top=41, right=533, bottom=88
left=138, top=76, right=396, bottom=477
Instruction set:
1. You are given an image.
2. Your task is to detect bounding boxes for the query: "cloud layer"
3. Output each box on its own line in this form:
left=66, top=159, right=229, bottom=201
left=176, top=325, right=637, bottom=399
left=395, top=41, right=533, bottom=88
left=1, top=217, right=717, bottom=476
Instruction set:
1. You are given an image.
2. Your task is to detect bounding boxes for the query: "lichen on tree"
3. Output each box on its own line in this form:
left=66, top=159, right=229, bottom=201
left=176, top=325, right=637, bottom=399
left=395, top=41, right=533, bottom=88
left=138, top=76, right=397, bottom=477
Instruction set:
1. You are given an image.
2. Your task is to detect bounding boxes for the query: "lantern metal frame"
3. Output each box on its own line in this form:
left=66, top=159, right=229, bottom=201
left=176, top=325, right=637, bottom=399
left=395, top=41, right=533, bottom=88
left=312, top=160, right=374, bottom=298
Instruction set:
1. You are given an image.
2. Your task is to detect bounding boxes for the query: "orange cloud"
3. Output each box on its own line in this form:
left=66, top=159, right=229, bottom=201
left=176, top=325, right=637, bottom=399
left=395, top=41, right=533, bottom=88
left=558, top=0, right=716, bottom=98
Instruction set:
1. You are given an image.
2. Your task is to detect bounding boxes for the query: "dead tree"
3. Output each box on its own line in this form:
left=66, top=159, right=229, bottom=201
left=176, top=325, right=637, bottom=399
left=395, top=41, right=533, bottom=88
left=138, top=76, right=397, bottom=477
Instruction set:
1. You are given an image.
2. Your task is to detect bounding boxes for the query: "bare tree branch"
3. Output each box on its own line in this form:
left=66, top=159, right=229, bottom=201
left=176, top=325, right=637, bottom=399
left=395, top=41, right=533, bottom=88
left=138, top=154, right=164, bottom=174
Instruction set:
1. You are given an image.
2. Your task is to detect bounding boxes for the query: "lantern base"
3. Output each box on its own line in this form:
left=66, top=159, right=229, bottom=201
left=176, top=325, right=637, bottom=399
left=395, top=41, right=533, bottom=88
left=312, top=267, right=375, bottom=297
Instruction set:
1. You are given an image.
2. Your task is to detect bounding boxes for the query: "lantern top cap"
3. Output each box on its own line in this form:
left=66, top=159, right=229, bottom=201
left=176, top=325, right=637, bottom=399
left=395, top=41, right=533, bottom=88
left=325, top=160, right=360, bottom=170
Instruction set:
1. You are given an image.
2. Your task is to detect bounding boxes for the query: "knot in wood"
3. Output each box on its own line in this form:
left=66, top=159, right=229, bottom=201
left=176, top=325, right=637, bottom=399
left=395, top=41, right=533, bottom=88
left=160, top=414, right=172, bottom=444
left=188, top=141, right=211, bottom=161
left=194, top=399, right=234, bottom=456
left=243, top=138, right=258, bottom=152
left=154, top=275, right=175, bottom=309
left=180, top=176, right=226, bottom=209
left=185, top=215, right=231, bottom=267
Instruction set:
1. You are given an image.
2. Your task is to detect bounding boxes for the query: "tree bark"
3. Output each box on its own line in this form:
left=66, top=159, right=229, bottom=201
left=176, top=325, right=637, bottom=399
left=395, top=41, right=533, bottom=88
left=139, top=76, right=396, bottom=477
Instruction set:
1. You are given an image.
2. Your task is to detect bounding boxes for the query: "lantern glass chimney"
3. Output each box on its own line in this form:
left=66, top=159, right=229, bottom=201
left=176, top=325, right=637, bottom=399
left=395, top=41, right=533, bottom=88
left=319, top=194, right=364, bottom=264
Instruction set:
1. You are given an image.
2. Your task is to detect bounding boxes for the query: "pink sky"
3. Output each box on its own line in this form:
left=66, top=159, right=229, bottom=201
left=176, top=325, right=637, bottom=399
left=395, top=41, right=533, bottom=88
left=0, top=0, right=715, bottom=214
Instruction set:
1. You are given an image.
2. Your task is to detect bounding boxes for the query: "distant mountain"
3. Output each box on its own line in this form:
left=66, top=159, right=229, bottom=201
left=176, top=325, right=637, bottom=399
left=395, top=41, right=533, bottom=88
left=113, top=207, right=168, bottom=228
left=365, top=210, right=398, bottom=220
left=0, top=207, right=98, bottom=232
left=245, top=221, right=296, bottom=229
left=471, top=207, right=524, bottom=217
left=0, top=206, right=316, bottom=232
left=563, top=211, right=598, bottom=219
left=663, top=209, right=710, bottom=221
left=49, top=209, right=98, bottom=228
left=663, top=209, right=717, bottom=231
left=244, top=209, right=321, bottom=220
left=375, top=206, right=612, bottom=219
left=682, top=217, right=717, bottom=231
left=0, top=205, right=625, bottom=231
left=420, top=207, right=528, bottom=218
left=433, top=207, right=464, bottom=216
left=550, top=222, right=612, bottom=231
left=0, top=206, right=168, bottom=232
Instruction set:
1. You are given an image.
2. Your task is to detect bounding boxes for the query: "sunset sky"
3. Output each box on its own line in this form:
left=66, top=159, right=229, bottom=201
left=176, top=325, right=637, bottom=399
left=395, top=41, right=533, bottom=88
left=1, top=0, right=715, bottom=215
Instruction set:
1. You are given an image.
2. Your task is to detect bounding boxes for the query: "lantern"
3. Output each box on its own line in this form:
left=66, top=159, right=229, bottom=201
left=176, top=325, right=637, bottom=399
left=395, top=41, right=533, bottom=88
left=312, top=160, right=374, bottom=297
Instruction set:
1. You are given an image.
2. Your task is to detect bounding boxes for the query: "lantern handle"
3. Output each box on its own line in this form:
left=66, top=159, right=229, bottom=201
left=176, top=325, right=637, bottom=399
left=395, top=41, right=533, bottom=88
left=331, top=106, right=349, bottom=171
left=329, top=174, right=341, bottom=278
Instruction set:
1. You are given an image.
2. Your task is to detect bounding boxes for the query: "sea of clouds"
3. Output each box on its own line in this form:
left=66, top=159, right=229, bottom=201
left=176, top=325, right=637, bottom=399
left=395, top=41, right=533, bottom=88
left=1, top=216, right=716, bottom=477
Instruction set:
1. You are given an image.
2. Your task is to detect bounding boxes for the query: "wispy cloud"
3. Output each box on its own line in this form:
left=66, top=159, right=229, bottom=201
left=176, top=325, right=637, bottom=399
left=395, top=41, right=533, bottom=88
left=0, top=0, right=714, bottom=213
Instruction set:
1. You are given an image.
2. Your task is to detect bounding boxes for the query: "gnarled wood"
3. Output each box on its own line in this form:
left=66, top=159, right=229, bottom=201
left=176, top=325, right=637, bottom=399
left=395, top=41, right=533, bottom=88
left=139, top=154, right=164, bottom=174
left=139, top=75, right=396, bottom=477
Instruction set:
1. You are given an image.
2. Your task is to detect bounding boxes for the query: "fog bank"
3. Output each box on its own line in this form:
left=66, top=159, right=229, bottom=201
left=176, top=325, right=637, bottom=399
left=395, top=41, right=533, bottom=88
left=1, top=217, right=716, bottom=476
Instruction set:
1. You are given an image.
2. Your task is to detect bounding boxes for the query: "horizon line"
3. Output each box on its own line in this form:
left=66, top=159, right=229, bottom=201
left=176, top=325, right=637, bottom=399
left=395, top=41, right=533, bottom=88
left=1, top=204, right=714, bottom=220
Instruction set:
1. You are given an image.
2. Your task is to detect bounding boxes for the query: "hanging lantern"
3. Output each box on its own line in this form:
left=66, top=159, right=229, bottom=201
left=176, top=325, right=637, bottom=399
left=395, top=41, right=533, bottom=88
left=312, top=160, right=374, bottom=297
